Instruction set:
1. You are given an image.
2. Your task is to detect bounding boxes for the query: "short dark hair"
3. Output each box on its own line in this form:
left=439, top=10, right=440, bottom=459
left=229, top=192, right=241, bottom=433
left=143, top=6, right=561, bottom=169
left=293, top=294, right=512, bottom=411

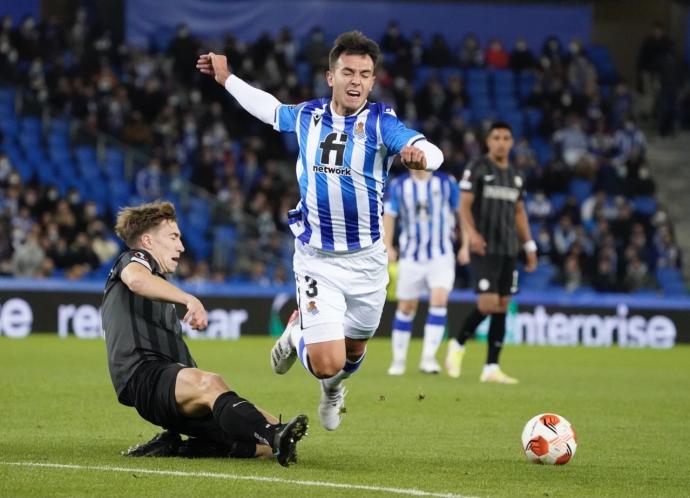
left=115, top=201, right=177, bottom=248
left=328, top=30, right=380, bottom=69
left=488, top=121, right=513, bottom=134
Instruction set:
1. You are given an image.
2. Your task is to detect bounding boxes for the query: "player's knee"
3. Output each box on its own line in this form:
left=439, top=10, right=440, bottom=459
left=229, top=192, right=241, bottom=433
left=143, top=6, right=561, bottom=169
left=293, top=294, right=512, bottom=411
left=198, top=372, right=228, bottom=395
left=398, top=300, right=417, bottom=315
left=309, top=357, right=345, bottom=378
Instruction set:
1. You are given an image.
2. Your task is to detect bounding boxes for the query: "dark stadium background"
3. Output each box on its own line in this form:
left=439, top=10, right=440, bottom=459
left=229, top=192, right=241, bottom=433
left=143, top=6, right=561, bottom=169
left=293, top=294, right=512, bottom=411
left=0, top=0, right=689, bottom=344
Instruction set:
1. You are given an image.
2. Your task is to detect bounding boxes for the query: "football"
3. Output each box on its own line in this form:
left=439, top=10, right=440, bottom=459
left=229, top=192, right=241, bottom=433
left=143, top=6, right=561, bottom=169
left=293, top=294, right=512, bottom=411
left=521, top=413, right=577, bottom=465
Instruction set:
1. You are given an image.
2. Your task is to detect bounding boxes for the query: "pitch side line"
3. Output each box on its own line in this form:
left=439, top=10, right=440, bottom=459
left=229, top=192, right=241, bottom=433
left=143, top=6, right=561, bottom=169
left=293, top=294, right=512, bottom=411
left=0, top=461, right=476, bottom=498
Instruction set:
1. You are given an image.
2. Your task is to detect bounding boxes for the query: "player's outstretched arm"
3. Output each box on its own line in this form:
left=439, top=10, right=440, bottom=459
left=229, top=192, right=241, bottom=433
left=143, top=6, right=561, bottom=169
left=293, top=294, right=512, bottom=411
left=400, top=141, right=443, bottom=171
left=196, top=52, right=281, bottom=126
left=121, top=262, right=208, bottom=329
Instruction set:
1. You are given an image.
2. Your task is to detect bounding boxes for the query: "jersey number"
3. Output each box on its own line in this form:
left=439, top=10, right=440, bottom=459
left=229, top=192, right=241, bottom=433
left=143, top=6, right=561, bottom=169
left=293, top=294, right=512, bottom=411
left=319, top=132, right=347, bottom=166
left=304, top=276, right=318, bottom=298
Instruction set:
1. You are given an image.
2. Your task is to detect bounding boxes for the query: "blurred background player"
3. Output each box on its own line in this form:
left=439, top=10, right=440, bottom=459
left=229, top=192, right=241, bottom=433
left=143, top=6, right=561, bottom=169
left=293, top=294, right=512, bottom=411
left=101, top=201, right=308, bottom=466
left=445, top=122, right=537, bottom=383
left=384, top=169, right=469, bottom=375
left=197, top=31, right=443, bottom=430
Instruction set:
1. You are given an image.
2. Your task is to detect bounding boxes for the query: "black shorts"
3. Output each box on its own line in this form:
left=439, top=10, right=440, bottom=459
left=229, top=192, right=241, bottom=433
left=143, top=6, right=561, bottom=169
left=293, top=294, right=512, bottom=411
left=124, top=360, right=255, bottom=458
left=471, top=254, right=518, bottom=296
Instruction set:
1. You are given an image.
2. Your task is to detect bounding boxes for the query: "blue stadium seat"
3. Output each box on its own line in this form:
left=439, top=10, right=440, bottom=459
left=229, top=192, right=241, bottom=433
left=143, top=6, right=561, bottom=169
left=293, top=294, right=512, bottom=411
left=569, top=179, right=593, bottom=204
left=492, top=69, right=514, bottom=86
left=104, top=147, right=124, bottom=165
left=466, top=68, right=489, bottom=87
left=0, top=101, right=15, bottom=118
left=656, top=267, right=684, bottom=285
left=587, top=45, right=618, bottom=84
left=532, top=138, right=552, bottom=166
left=549, top=192, right=568, bottom=214
left=20, top=116, right=41, bottom=135
left=632, top=196, right=657, bottom=217
left=104, top=161, right=125, bottom=179
left=295, top=62, right=312, bottom=86
left=0, top=116, right=18, bottom=137
left=494, top=96, right=519, bottom=111
left=440, top=67, right=462, bottom=85
left=0, top=87, right=15, bottom=106
left=48, top=117, right=71, bottom=136
left=454, top=107, right=474, bottom=124
left=414, top=65, right=438, bottom=90
left=75, top=145, right=97, bottom=164
left=469, top=94, right=491, bottom=110
left=518, top=72, right=537, bottom=102
left=661, top=282, right=687, bottom=296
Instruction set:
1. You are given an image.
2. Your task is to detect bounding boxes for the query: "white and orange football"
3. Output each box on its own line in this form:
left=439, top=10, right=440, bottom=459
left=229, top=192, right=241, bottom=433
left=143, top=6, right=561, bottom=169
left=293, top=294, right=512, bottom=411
left=522, top=413, right=577, bottom=465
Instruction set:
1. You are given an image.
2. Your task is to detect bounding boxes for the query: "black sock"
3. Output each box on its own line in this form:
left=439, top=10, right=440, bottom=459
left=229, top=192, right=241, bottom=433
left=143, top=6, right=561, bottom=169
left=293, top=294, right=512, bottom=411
left=456, top=307, right=487, bottom=345
left=212, top=391, right=277, bottom=448
left=487, top=313, right=507, bottom=364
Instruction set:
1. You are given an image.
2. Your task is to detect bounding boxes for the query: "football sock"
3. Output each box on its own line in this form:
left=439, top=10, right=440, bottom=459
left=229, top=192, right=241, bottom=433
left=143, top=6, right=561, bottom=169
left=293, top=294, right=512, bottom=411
left=391, top=309, right=415, bottom=363
left=212, top=391, right=276, bottom=448
left=456, top=307, right=487, bottom=345
left=487, top=312, right=507, bottom=365
left=421, top=306, right=446, bottom=360
left=323, top=350, right=366, bottom=391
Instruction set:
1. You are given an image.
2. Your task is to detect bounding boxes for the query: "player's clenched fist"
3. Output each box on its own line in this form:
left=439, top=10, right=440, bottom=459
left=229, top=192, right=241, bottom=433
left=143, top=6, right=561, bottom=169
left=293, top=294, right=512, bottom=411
left=196, top=52, right=231, bottom=85
left=400, top=145, right=427, bottom=170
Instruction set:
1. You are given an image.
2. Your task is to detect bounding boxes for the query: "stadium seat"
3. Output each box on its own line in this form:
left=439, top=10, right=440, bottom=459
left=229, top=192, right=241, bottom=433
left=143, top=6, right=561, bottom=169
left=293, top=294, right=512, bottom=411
left=549, top=192, right=568, bottom=214
left=524, top=108, right=543, bottom=136
left=569, top=179, right=593, bottom=204
left=632, top=196, right=657, bottom=217
left=413, top=65, right=437, bottom=90
left=295, top=62, right=312, bottom=86
left=518, top=72, right=537, bottom=102
left=440, top=67, right=462, bottom=85
left=656, top=267, right=684, bottom=285
left=586, top=45, right=618, bottom=84
left=0, top=116, right=19, bottom=137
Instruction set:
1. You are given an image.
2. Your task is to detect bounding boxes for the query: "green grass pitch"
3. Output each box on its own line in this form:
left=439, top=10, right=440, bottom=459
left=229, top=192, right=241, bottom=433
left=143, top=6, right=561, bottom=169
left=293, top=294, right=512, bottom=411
left=1, top=335, right=689, bottom=497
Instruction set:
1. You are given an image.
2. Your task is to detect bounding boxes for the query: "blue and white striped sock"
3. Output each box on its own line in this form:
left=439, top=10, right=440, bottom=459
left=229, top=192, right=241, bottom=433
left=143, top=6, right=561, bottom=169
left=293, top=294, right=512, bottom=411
left=391, top=310, right=415, bottom=364
left=421, top=306, right=447, bottom=360
left=323, top=350, right=366, bottom=391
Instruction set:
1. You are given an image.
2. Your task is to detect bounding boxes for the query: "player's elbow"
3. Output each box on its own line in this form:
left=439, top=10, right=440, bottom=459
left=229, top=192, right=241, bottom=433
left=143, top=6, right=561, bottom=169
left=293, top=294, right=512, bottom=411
left=424, top=143, right=444, bottom=171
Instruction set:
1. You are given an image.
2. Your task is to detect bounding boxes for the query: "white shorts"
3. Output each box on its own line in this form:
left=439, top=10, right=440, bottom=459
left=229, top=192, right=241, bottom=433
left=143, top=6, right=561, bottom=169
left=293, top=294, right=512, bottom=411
left=396, top=254, right=456, bottom=301
left=293, top=239, right=389, bottom=344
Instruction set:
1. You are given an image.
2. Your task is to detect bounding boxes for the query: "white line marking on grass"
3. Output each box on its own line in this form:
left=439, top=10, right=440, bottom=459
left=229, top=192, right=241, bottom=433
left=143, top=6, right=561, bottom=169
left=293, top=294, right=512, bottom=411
left=0, top=461, right=476, bottom=498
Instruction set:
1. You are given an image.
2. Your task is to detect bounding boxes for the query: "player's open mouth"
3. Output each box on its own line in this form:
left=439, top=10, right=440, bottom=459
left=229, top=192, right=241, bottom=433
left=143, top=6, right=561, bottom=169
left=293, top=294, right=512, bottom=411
left=172, top=257, right=179, bottom=263
left=346, top=90, right=360, bottom=97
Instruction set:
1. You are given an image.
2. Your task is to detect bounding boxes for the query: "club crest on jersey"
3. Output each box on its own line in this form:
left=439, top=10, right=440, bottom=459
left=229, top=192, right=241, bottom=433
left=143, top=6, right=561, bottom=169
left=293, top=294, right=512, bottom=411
left=354, top=121, right=366, bottom=142
left=306, top=300, right=319, bottom=316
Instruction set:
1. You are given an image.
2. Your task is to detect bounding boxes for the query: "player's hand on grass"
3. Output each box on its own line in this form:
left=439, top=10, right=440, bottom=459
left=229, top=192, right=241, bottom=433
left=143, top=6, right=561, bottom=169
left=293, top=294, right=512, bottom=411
left=400, top=146, right=427, bottom=170
left=524, top=250, right=538, bottom=273
left=469, top=232, right=486, bottom=256
left=183, top=296, right=208, bottom=330
left=196, top=52, right=231, bottom=85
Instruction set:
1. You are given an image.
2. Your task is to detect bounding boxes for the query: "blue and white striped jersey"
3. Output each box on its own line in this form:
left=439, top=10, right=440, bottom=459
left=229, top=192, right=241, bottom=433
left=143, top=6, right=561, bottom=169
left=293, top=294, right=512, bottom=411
left=275, top=98, right=423, bottom=251
left=384, top=172, right=460, bottom=262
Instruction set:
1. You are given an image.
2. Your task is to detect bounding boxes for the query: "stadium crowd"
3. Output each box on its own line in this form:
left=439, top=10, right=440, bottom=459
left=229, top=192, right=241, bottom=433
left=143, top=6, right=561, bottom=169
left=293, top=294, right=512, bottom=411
left=0, top=11, right=685, bottom=293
